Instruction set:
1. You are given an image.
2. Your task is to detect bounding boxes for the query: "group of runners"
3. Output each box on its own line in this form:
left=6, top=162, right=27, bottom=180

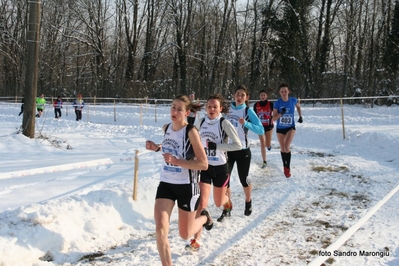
left=18, top=94, right=85, bottom=121
left=146, top=82, right=303, bottom=265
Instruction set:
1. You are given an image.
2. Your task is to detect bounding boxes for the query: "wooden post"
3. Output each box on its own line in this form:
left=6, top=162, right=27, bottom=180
left=133, top=150, right=139, bottom=200
left=140, top=104, right=143, bottom=125
left=145, top=97, right=148, bottom=113
left=155, top=100, right=157, bottom=122
left=114, top=99, right=116, bottom=122
left=340, top=98, right=345, bottom=139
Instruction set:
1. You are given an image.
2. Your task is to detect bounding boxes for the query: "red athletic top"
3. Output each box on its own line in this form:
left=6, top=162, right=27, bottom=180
left=253, top=100, right=274, bottom=126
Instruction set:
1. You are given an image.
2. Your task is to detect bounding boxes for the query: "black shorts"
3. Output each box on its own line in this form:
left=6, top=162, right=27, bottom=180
left=200, top=164, right=230, bottom=188
left=276, top=127, right=296, bottom=135
left=263, top=125, right=274, bottom=132
left=155, top=181, right=200, bottom=212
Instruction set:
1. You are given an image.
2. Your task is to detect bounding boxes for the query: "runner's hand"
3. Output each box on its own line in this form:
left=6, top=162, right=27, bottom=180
left=207, top=141, right=217, bottom=150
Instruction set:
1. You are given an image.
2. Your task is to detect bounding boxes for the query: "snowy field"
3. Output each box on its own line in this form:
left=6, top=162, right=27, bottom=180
left=0, top=101, right=398, bottom=266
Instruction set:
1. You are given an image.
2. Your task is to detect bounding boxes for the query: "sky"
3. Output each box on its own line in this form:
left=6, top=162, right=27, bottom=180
left=0, top=101, right=398, bottom=266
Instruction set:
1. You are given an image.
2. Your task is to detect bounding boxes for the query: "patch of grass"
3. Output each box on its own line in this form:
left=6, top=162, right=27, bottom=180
left=312, top=165, right=349, bottom=172
left=321, top=239, right=332, bottom=248
left=78, top=252, right=104, bottom=261
left=316, top=220, right=332, bottom=228
left=309, top=249, right=318, bottom=255
left=326, top=257, right=335, bottom=264
left=308, top=151, right=334, bottom=157
left=306, top=235, right=318, bottom=242
left=352, top=193, right=369, bottom=202
left=328, top=189, right=349, bottom=198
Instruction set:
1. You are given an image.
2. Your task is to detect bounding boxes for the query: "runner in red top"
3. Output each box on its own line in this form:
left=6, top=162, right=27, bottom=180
left=253, top=89, right=274, bottom=168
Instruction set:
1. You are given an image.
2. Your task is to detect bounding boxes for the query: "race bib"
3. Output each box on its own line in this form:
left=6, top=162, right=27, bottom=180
left=163, top=164, right=182, bottom=172
left=205, top=147, right=219, bottom=162
left=280, top=115, right=292, bottom=126
left=162, top=147, right=182, bottom=172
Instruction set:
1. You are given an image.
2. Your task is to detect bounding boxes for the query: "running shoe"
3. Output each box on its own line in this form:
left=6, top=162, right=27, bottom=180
left=185, top=239, right=200, bottom=251
left=284, top=167, right=291, bottom=178
left=217, top=199, right=232, bottom=222
left=244, top=200, right=252, bottom=216
left=201, top=209, right=213, bottom=230
left=267, top=146, right=271, bottom=151
left=261, top=161, right=267, bottom=169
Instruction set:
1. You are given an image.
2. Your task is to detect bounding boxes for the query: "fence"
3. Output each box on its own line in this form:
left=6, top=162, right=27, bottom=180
left=1, top=95, right=398, bottom=106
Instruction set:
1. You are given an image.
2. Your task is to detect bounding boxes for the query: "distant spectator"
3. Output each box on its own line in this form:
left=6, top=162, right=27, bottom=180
left=53, top=96, right=63, bottom=119
left=72, top=94, right=84, bottom=121
left=36, top=94, right=46, bottom=117
left=18, top=95, right=24, bottom=116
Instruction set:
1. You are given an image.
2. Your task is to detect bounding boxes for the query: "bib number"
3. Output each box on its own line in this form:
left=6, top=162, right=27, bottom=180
left=280, top=115, right=292, bottom=125
left=205, top=148, right=219, bottom=162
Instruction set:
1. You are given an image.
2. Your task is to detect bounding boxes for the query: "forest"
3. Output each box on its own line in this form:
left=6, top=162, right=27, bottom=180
left=0, top=0, right=398, bottom=100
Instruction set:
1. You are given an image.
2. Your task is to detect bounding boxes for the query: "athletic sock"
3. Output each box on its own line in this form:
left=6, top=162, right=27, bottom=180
left=281, top=152, right=289, bottom=168
left=280, top=152, right=286, bottom=167
left=286, top=151, right=291, bottom=168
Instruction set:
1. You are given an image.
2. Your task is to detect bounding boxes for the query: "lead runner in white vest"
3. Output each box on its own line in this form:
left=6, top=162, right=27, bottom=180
left=145, top=95, right=213, bottom=265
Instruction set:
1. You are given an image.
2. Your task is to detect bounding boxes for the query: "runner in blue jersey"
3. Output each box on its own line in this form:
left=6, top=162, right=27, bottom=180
left=272, top=82, right=303, bottom=178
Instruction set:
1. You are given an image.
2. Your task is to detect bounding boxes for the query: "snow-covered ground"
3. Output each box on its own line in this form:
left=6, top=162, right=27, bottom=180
left=0, top=102, right=398, bottom=266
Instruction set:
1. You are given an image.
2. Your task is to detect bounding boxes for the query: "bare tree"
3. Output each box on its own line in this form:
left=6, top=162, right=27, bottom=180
left=0, top=0, right=27, bottom=96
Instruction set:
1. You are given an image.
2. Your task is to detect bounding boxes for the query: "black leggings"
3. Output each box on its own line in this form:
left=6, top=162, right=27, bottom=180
left=75, top=110, right=82, bottom=121
left=55, top=108, right=61, bottom=118
left=227, top=149, right=252, bottom=188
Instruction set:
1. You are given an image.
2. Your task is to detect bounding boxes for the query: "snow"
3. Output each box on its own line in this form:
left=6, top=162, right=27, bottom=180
left=0, top=102, right=398, bottom=266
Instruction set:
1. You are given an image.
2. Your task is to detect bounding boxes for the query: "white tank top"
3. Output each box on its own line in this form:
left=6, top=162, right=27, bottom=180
left=159, top=124, right=199, bottom=184
left=198, top=118, right=227, bottom=166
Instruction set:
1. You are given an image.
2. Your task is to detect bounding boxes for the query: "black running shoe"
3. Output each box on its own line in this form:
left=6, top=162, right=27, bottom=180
left=201, top=209, right=213, bottom=230
left=217, top=209, right=231, bottom=222
left=217, top=199, right=232, bottom=222
left=244, top=200, right=252, bottom=216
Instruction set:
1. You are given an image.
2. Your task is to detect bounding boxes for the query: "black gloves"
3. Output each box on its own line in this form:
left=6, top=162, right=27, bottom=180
left=298, top=116, right=303, bottom=123
left=207, top=141, right=217, bottom=150
left=281, top=107, right=286, bottom=115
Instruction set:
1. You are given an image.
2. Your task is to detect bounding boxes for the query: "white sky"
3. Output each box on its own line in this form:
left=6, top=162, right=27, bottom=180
left=0, top=101, right=398, bottom=266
